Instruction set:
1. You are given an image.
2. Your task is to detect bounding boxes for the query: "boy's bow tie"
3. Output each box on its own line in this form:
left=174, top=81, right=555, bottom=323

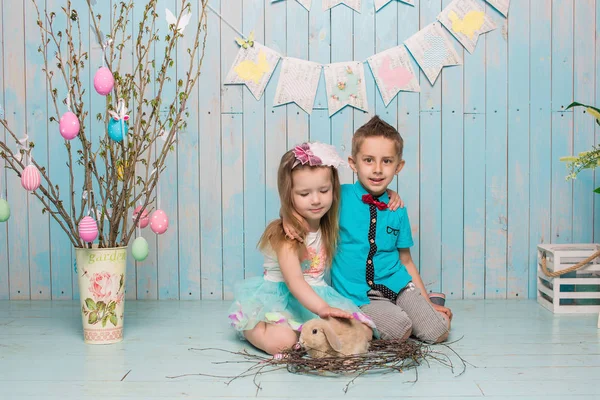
left=362, top=194, right=388, bottom=210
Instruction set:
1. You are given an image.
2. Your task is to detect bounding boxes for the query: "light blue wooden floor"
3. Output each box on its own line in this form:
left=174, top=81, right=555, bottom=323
left=1, top=300, right=599, bottom=399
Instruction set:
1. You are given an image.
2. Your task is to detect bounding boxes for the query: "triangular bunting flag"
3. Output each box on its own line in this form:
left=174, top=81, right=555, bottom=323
left=224, top=42, right=281, bottom=100
left=368, top=46, right=420, bottom=106
left=375, top=0, right=414, bottom=12
left=323, top=0, right=362, bottom=13
left=437, top=0, right=497, bottom=54
left=273, top=57, right=322, bottom=114
left=324, top=62, right=368, bottom=116
left=484, top=0, right=510, bottom=17
left=404, top=22, right=462, bottom=85
left=296, top=0, right=312, bottom=10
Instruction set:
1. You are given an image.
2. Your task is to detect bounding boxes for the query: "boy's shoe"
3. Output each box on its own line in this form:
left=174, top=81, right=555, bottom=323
left=428, top=292, right=446, bottom=306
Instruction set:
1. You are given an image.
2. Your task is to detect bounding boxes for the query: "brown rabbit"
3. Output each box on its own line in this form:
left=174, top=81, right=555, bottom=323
left=299, top=317, right=372, bottom=358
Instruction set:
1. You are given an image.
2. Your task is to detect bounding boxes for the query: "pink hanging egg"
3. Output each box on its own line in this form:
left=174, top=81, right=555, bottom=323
left=132, top=205, right=150, bottom=228
left=93, top=66, right=114, bottom=96
left=150, top=209, right=169, bottom=235
left=59, top=111, right=80, bottom=140
left=21, top=165, right=41, bottom=191
left=78, top=216, right=98, bottom=242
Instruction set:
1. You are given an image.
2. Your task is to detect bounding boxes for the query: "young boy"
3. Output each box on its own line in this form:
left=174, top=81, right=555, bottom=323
left=284, top=116, right=451, bottom=342
left=332, top=116, right=451, bottom=342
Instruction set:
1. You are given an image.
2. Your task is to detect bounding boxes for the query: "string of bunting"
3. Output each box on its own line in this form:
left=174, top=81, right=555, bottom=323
left=221, top=0, right=509, bottom=117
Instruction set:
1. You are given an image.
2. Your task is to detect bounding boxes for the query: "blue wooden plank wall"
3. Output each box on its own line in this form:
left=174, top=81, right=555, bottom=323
left=0, top=0, right=598, bottom=300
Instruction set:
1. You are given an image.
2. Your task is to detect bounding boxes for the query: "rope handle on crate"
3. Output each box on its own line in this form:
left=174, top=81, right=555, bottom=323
left=540, top=249, right=600, bottom=277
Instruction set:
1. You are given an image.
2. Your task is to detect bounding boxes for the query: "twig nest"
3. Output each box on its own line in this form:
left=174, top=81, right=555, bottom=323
left=150, top=209, right=169, bottom=234
left=78, top=216, right=98, bottom=242
left=108, top=117, right=129, bottom=142
left=132, top=205, right=150, bottom=228
left=0, top=199, right=10, bottom=222
left=59, top=111, right=80, bottom=140
left=131, top=236, right=149, bottom=261
left=93, top=66, right=114, bottom=96
left=21, top=165, right=41, bottom=191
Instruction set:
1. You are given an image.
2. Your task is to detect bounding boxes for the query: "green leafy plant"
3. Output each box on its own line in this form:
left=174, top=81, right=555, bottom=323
left=560, top=102, right=600, bottom=193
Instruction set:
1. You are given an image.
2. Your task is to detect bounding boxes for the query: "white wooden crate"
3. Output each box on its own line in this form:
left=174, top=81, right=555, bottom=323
left=537, top=243, right=600, bottom=314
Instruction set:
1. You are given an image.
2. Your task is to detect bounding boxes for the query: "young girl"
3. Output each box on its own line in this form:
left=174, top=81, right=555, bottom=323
left=227, top=142, right=376, bottom=355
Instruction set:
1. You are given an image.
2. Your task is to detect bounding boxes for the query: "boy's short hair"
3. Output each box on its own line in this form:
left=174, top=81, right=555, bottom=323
left=352, top=115, right=404, bottom=158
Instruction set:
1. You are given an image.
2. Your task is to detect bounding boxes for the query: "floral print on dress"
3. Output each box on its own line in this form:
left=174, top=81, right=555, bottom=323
left=228, top=302, right=248, bottom=329
left=301, top=246, right=327, bottom=277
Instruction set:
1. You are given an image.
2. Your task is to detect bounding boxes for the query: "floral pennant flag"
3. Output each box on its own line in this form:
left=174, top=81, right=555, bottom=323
left=437, top=0, right=496, bottom=54
left=484, top=0, right=510, bottom=17
left=224, top=42, right=281, bottom=100
left=375, top=0, right=414, bottom=12
left=367, top=46, right=420, bottom=106
left=323, top=0, right=362, bottom=13
left=404, top=22, right=462, bottom=85
left=274, top=57, right=322, bottom=114
left=324, top=61, right=368, bottom=116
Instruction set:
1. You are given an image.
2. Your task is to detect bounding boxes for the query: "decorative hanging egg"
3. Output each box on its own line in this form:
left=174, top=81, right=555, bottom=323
left=59, top=111, right=80, bottom=140
left=21, top=165, right=41, bottom=191
left=0, top=199, right=10, bottom=222
left=132, top=205, right=150, bottom=228
left=93, top=66, right=114, bottom=96
left=107, top=117, right=129, bottom=142
left=131, top=236, right=149, bottom=261
left=150, top=209, right=169, bottom=235
left=78, top=216, right=98, bottom=242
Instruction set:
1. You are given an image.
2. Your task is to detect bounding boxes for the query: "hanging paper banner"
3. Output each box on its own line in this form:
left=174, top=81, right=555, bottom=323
left=323, top=0, right=362, bottom=13
left=274, top=57, right=322, bottom=114
left=271, top=0, right=311, bottom=10
left=375, top=0, right=414, bottom=12
left=484, top=0, right=510, bottom=17
left=224, top=42, right=281, bottom=100
left=324, top=62, right=368, bottom=116
left=437, top=0, right=496, bottom=54
left=404, top=22, right=462, bottom=85
left=296, top=0, right=312, bottom=10
left=367, top=46, right=420, bottom=106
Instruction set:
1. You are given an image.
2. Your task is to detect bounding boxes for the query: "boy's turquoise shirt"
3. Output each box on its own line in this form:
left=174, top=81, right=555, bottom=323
left=331, top=181, right=413, bottom=306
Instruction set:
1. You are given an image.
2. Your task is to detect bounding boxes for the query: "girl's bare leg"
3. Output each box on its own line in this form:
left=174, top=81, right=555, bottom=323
left=243, top=322, right=298, bottom=355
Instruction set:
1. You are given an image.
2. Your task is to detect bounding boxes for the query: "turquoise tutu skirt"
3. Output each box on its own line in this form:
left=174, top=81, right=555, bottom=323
left=227, top=277, right=376, bottom=337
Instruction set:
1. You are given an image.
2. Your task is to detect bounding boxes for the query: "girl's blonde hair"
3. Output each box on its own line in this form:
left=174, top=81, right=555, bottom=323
left=258, top=149, right=341, bottom=265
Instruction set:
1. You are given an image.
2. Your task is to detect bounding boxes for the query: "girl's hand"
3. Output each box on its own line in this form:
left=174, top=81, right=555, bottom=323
left=317, top=306, right=353, bottom=320
left=281, top=209, right=308, bottom=243
left=386, top=189, right=404, bottom=211
left=432, top=304, right=453, bottom=321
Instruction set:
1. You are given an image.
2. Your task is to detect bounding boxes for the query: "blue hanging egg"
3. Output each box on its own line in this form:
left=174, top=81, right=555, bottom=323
left=107, top=117, right=129, bottom=142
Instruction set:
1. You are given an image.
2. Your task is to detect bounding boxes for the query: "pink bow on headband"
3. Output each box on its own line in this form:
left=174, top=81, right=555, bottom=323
left=293, top=143, right=322, bottom=166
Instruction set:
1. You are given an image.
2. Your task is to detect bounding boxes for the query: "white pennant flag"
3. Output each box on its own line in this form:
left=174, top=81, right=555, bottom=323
left=323, top=0, right=362, bottom=13
left=437, top=0, right=497, bottom=54
left=375, top=0, right=414, bottom=12
left=324, top=62, right=368, bottom=116
left=274, top=58, right=322, bottom=114
left=404, top=22, right=462, bottom=85
left=296, top=0, right=312, bottom=10
left=484, top=0, right=510, bottom=17
left=368, top=46, right=420, bottom=106
left=224, top=42, right=281, bottom=100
